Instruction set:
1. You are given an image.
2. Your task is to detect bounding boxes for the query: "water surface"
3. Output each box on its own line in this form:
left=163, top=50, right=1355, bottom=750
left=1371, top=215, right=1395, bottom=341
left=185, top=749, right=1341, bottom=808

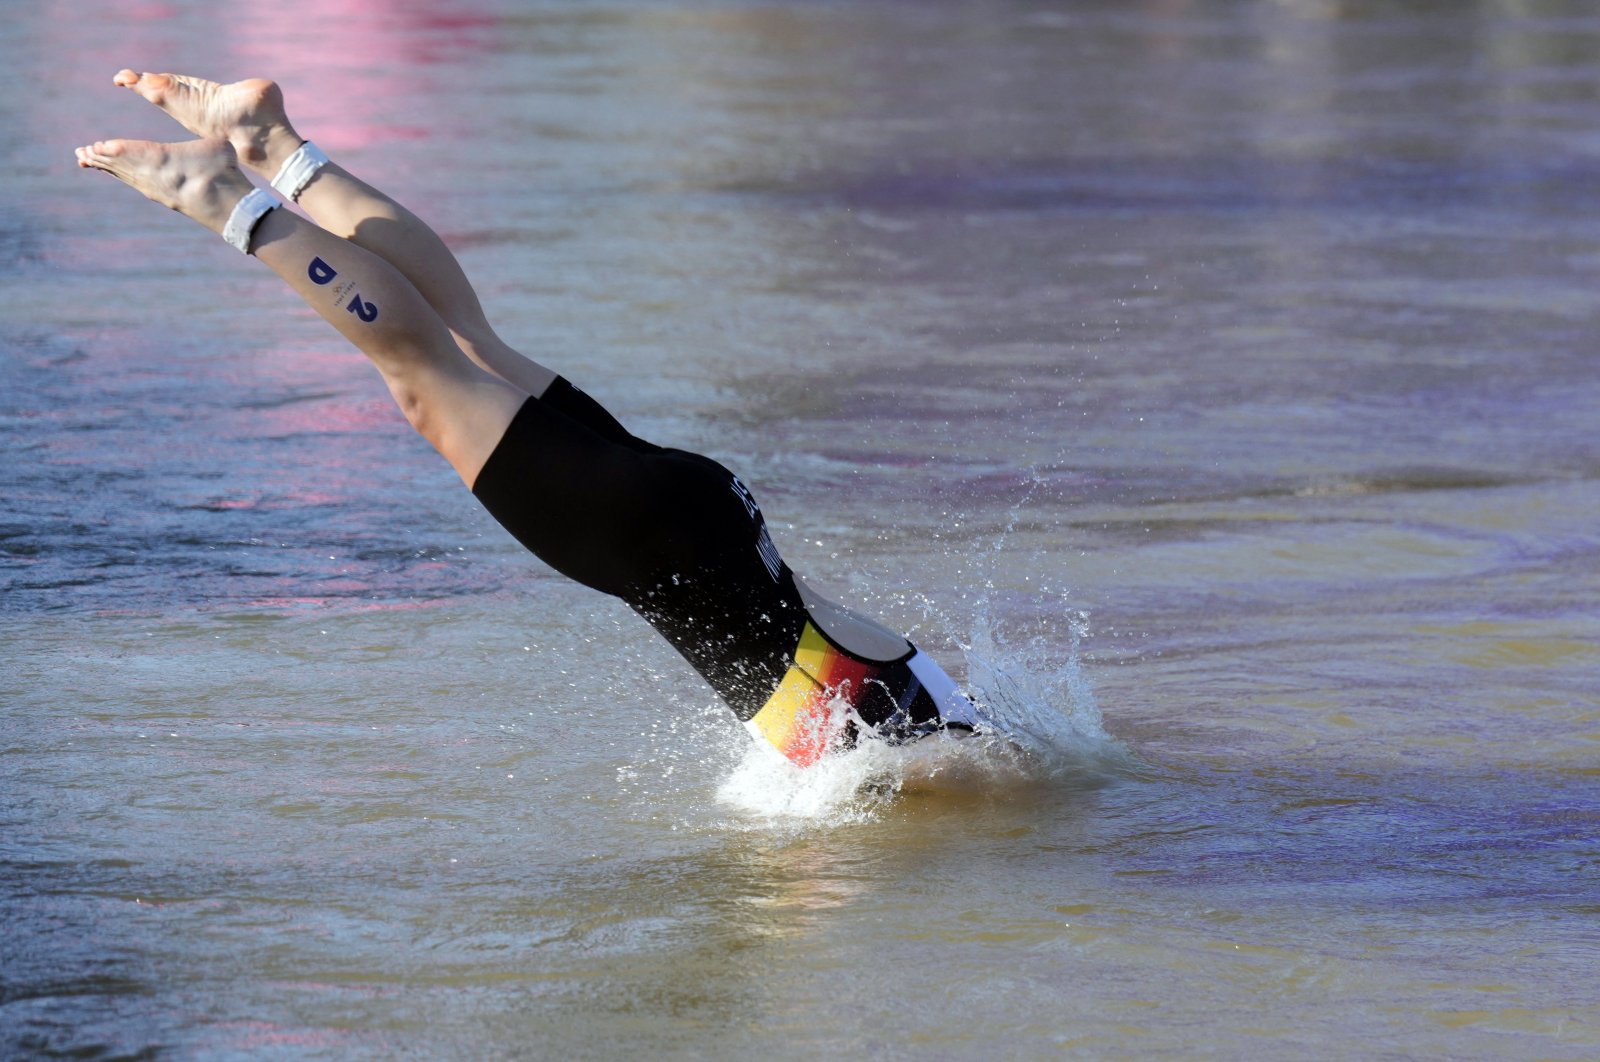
left=4, top=1, right=1599, bottom=1057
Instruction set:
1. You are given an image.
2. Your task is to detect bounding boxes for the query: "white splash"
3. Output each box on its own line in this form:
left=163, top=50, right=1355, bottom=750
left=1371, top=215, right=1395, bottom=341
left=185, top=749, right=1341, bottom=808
left=667, top=469, right=1128, bottom=830
left=960, top=602, right=1122, bottom=775
left=709, top=603, right=1126, bottom=829
left=715, top=731, right=907, bottom=825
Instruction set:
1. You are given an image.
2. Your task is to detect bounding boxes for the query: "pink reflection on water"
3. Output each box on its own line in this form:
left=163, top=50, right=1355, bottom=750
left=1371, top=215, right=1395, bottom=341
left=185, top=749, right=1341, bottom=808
left=121, top=3, right=179, bottom=19
left=247, top=393, right=403, bottom=438
left=242, top=596, right=448, bottom=613
left=233, top=339, right=409, bottom=444
left=210, top=1020, right=364, bottom=1052
left=225, top=1, right=507, bottom=149
left=46, top=0, right=506, bottom=158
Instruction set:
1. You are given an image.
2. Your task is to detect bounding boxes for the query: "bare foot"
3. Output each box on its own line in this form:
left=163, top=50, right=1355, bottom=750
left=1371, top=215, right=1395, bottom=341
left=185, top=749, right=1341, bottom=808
left=113, top=69, right=304, bottom=176
left=75, top=138, right=256, bottom=236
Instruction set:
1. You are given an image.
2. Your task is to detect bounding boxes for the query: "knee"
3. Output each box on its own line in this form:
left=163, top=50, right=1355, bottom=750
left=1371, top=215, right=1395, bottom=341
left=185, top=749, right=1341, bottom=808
left=383, top=372, right=437, bottom=440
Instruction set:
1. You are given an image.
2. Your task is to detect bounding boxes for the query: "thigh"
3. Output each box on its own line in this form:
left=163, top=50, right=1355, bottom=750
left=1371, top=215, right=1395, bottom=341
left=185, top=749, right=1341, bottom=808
left=472, top=399, right=807, bottom=713
left=471, top=398, right=739, bottom=598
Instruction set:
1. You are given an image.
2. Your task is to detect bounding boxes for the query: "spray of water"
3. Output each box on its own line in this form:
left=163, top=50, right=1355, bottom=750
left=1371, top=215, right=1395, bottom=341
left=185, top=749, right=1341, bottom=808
left=630, top=469, right=1130, bottom=831
left=706, top=604, right=1127, bottom=829
left=961, top=602, right=1123, bottom=773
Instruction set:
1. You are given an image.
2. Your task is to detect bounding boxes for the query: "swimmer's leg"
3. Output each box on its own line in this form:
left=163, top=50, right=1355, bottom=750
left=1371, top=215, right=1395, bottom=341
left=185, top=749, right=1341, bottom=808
left=101, top=75, right=926, bottom=666
left=75, top=137, right=523, bottom=485
left=111, top=69, right=555, bottom=397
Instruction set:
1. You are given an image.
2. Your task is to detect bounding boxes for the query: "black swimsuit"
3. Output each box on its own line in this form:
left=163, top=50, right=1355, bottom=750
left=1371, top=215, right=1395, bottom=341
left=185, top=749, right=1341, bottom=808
left=471, top=378, right=974, bottom=764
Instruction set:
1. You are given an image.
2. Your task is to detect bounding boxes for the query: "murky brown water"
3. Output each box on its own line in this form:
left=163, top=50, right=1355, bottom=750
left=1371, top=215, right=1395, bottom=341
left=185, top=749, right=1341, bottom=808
left=5, top=1, right=1599, bottom=1057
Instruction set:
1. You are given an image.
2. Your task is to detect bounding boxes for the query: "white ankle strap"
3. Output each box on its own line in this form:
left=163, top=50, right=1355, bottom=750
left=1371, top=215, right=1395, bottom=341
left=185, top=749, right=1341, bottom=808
left=222, top=188, right=280, bottom=255
left=270, top=141, right=329, bottom=201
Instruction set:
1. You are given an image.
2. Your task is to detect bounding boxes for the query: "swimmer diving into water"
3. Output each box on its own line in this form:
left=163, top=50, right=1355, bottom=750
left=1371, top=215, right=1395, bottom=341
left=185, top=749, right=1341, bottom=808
left=76, top=70, right=979, bottom=766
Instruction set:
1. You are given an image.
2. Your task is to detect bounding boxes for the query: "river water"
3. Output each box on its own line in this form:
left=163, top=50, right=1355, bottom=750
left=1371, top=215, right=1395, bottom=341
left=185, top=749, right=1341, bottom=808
left=4, top=0, right=1599, bottom=1058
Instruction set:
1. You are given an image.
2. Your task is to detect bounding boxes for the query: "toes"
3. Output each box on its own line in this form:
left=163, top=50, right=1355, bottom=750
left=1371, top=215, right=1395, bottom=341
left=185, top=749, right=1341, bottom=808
left=75, top=144, right=110, bottom=171
left=117, top=69, right=172, bottom=102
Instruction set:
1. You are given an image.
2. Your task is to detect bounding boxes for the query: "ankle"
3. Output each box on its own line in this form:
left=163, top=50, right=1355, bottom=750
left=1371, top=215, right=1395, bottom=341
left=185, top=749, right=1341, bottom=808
left=243, top=123, right=305, bottom=177
left=269, top=141, right=330, bottom=202
left=194, top=173, right=261, bottom=236
left=219, top=188, right=280, bottom=252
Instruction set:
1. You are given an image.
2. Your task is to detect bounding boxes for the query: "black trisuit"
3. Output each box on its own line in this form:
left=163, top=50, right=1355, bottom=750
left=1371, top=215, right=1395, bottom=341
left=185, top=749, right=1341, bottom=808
left=471, top=378, right=976, bottom=766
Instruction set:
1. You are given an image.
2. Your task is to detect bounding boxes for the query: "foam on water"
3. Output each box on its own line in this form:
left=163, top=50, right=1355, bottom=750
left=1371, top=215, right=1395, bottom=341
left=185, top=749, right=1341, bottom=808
left=708, top=603, right=1127, bottom=830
